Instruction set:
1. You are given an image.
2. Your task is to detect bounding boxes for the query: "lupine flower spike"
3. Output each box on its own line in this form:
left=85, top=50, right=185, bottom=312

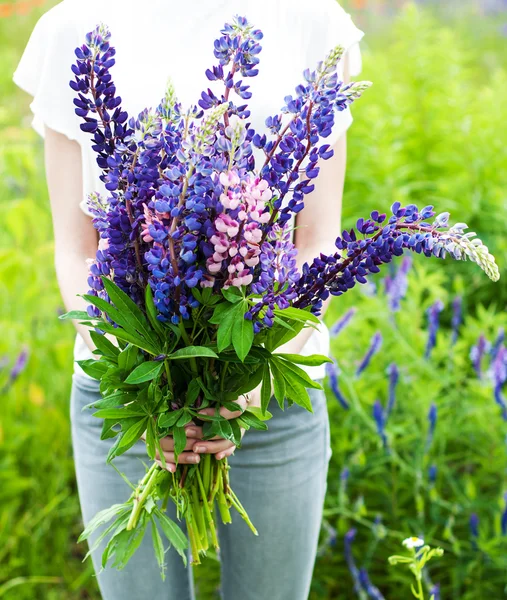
left=325, top=359, right=350, bottom=409
left=330, top=307, right=357, bottom=337
left=451, top=295, right=462, bottom=346
left=470, top=334, right=491, bottom=379
left=356, top=331, right=383, bottom=377
left=386, top=362, right=399, bottom=418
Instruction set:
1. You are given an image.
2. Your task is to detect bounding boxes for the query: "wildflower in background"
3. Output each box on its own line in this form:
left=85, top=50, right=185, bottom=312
left=386, top=363, right=399, bottom=418
left=451, top=295, right=462, bottom=345
left=430, top=583, right=441, bottom=600
left=325, top=359, right=350, bottom=409
left=501, top=492, right=507, bottom=536
left=470, top=513, right=479, bottom=549
left=330, top=307, right=357, bottom=337
left=2, top=347, right=29, bottom=393
left=424, top=300, right=444, bottom=359
left=428, top=464, right=437, bottom=485
left=340, top=466, right=350, bottom=495
left=358, top=568, right=386, bottom=600
left=384, top=255, right=412, bottom=311
left=403, top=536, right=425, bottom=549
left=373, top=400, right=388, bottom=449
left=344, top=529, right=362, bottom=594
left=492, top=346, right=507, bottom=420
left=426, top=403, right=437, bottom=452
left=470, top=334, right=491, bottom=379
left=491, top=327, right=505, bottom=361
left=356, top=331, right=383, bottom=377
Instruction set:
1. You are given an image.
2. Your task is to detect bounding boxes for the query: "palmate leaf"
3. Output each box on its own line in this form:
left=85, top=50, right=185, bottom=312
left=151, top=519, right=166, bottom=580
left=282, top=373, right=313, bottom=413
left=124, top=361, right=164, bottom=384
left=90, top=330, right=120, bottom=359
left=83, top=390, right=137, bottom=411
left=77, top=359, right=109, bottom=380
left=153, top=507, right=188, bottom=565
left=96, top=321, right=161, bottom=355
left=78, top=503, right=127, bottom=542
left=231, top=301, right=254, bottom=362
left=271, top=356, right=323, bottom=390
left=172, top=427, right=187, bottom=462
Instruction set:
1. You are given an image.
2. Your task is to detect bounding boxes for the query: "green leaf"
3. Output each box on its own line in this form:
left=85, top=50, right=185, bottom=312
left=231, top=302, right=254, bottom=362
left=93, top=407, right=147, bottom=420
left=246, top=406, right=273, bottom=421
left=185, top=378, right=201, bottom=406
left=59, top=309, right=95, bottom=321
left=101, top=277, right=160, bottom=345
left=118, top=344, right=139, bottom=372
left=229, top=418, right=243, bottom=445
left=154, top=508, right=188, bottom=564
left=176, top=411, right=192, bottom=428
left=76, top=359, right=109, bottom=380
left=100, top=419, right=120, bottom=440
left=272, top=357, right=323, bottom=390
left=238, top=412, right=268, bottom=431
left=272, top=307, right=320, bottom=324
left=222, top=287, right=243, bottom=303
left=222, top=401, right=244, bottom=414
left=95, top=321, right=160, bottom=355
left=151, top=519, right=166, bottom=580
left=168, top=346, right=218, bottom=360
left=172, top=427, right=187, bottom=462
left=145, top=285, right=166, bottom=338
left=283, top=376, right=313, bottom=413
left=274, top=353, right=333, bottom=367
left=78, top=503, right=127, bottom=542
left=269, top=360, right=286, bottom=410
left=260, top=363, right=272, bottom=415
left=208, top=301, right=231, bottom=325
left=125, top=361, right=164, bottom=385
left=216, top=309, right=235, bottom=352
left=145, top=418, right=157, bottom=460
left=112, top=517, right=148, bottom=569
left=117, top=417, right=148, bottom=451
left=83, top=391, right=137, bottom=411
left=90, top=330, right=120, bottom=359
left=158, top=409, right=183, bottom=429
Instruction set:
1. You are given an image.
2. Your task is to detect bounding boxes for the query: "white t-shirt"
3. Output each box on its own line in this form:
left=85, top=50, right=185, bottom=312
left=14, top=0, right=363, bottom=381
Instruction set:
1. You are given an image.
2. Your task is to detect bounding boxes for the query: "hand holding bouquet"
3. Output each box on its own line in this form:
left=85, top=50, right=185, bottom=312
left=62, top=16, right=499, bottom=576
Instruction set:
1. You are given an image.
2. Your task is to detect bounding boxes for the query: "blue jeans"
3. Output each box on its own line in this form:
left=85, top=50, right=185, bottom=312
left=70, top=373, right=332, bottom=600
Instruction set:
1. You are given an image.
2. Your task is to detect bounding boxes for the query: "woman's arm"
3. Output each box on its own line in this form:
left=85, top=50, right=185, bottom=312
left=43, top=126, right=99, bottom=354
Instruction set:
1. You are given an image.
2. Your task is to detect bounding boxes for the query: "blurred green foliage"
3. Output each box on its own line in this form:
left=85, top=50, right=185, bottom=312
left=0, top=2, right=505, bottom=598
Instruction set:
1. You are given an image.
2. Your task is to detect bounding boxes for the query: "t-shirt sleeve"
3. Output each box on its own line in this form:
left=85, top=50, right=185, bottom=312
left=12, top=4, right=82, bottom=141
left=304, top=0, right=365, bottom=143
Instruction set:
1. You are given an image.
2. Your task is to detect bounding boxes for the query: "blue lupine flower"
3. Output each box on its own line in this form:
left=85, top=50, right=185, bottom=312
left=492, top=346, right=507, bottom=420
left=356, top=332, right=383, bottom=377
left=340, top=466, right=350, bottom=497
left=386, top=363, right=399, bottom=418
left=491, top=328, right=505, bottom=361
left=330, top=307, right=357, bottom=337
left=426, top=403, right=437, bottom=451
left=470, top=513, right=479, bottom=549
left=501, top=492, right=507, bottom=536
left=344, top=529, right=362, bottom=594
left=325, top=359, right=350, bottom=410
left=470, top=334, right=491, bottom=379
left=384, top=255, right=412, bottom=311
left=428, top=464, right=437, bottom=485
left=358, top=568, right=386, bottom=600
left=425, top=300, right=444, bottom=359
left=373, top=400, right=388, bottom=449
left=451, top=295, right=463, bottom=345
left=2, top=347, right=29, bottom=393
left=430, top=583, right=441, bottom=600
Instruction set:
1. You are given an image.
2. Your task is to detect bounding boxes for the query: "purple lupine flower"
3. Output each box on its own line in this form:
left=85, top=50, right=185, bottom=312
left=386, top=363, right=399, bottom=418
left=430, top=583, right=441, bottom=600
left=492, top=346, right=507, bottom=420
left=491, top=328, right=505, bottom=361
left=373, top=400, right=388, bottom=449
left=358, top=568, right=386, bottom=600
left=384, top=255, right=412, bottom=311
left=425, top=300, right=444, bottom=359
left=344, top=529, right=362, bottom=594
left=325, top=359, right=349, bottom=409
left=470, top=513, right=479, bottom=549
left=291, top=204, right=499, bottom=316
left=356, top=332, right=383, bottom=377
left=451, top=295, right=463, bottom=345
left=470, top=334, right=491, bottom=379
left=2, top=348, right=29, bottom=393
left=426, top=403, right=437, bottom=451
left=501, top=492, right=507, bottom=535
left=340, top=466, right=350, bottom=497
left=330, top=307, right=357, bottom=337
left=428, top=464, right=437, bottom=485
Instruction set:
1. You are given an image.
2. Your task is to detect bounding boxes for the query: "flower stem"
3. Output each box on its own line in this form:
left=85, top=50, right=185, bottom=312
left=126, top=462, right=159, bottom=531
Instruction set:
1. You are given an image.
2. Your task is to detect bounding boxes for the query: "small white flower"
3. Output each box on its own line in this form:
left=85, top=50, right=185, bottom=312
left=402, top=537, right=424, bottom=549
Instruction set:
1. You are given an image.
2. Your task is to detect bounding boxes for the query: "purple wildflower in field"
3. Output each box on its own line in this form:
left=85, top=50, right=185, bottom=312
left=330, top=307, right=357, bottom=337
left=492, top=346, right=507, bottom=420
left=344, top=529, right=362, bottom=594
left=340, top=466, right=350, bottom=496
left=501, top=492, right=507, bottom=535
left=430, top=583, right=441, bottom=600
left=386, top=363, right=399, bottom=418
left=373, top=399, right=388, bottom=449
left=358, top=568, right=386, bottom=600
left=428, top=464, right=437, bottom=485
left=470, top=513, right=479, bottom=549
left=470, top=334, right=491, bottom=379
left=325, top=359, right=350, bottom=409
left=451, top=295, right=463, bottom=346
left=425, top=300, right=444, bottom=359
left=384, top=255, right=412, bottom=311
left=426, top=403, right=437, bottom=451
left=491, top=328, right=505, bottom=361
left=356, top=331, right=383, bottom=377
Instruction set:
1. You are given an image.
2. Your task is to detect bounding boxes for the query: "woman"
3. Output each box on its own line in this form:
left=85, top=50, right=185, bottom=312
left=14, top=0, right=363, bottom=598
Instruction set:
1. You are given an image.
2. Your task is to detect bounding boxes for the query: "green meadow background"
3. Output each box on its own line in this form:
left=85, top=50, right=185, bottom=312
left=1, top=1, right=506, bottom=598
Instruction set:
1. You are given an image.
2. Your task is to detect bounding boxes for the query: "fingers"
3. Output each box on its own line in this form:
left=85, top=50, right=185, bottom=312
left=155, top=449, right=201, bottom=466
left=198, top=395, right=248, bottom=420
left=192, top=438, right=235, bottom=459
left=158, top=435, right=200, bottom=453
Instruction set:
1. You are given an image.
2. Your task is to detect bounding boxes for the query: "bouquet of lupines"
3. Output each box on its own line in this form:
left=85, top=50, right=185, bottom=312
left=62, top=16, right=500, bottom=575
